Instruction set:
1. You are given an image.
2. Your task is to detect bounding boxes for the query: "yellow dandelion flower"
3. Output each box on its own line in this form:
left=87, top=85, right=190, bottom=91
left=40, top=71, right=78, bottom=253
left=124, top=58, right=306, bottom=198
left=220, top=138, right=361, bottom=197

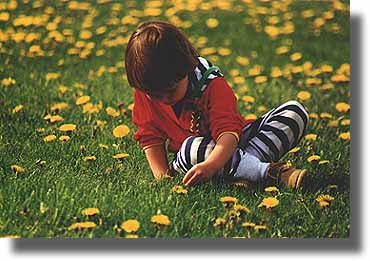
left=76, top=95, right=90, bottom=105
left=218, top=47, right=231, bottom=56
left=151, top=214, right=170, bottom=226
left=264, top=186, right=279, bottom=193
left=318, top=200, right=330, bottom=208
left=309, top=113, right=319, bottom=119
left=106, top=107, right=120, bottom=117
left=320, top=112, right=333, bottom=119
left=121, top=219, right=140, bottom=233
left=84, top=156, right=96, bottom=161
left=236, top=56, right=249, bottom=66
left=254, top=225, right=267, bottom=231
left=219, top=196, right=238, bottom=204
left=242, top=95, right=255, bottom=103
left=171, top=185, right=188, bottom=195
left=339, top=132, right=350, bottom=140
left=255, top=75, right=268, bottom=84
left=112, top=153, right=129, bottom=159
left=288, top=147, right=301, bottom=153
left=307, top=155, right=321, bottom=163
left=341, top=119, right=350, bottom=126
left=12, top=105, right=23, bottom=113
left=316, top=194, right=335, bottom=202
left=264, top=25, right=280, bottom=39
left=99, top=143, right=109, bottom=149
left=290, top=52, right=302, bottom=62
left=241, top=222, right=256, bottom=228
left=43, top=135, right=56, bottom=142
left=233, top=204, right=251, bottom=214
left=49, top=115, right=64, bottom=123
left=113, top=125, right=130, bottom=138
left=305, top=134, right=317, bottom=141
left=59, top=135, right=70, bottom=142
left=128, top=103, right=134, bottom=110
left=328, top=120, right=339, bottom=127
left=297, top=91, right=311, bottom=101
left=79, top=30, right=92, bottom=40
left=275, top=46, right=289, bottom=55
left=10, top=165, right=25, bottom=173
left=319, top=160, right=330, bottom=165
left=213, top=217, right=226, bottom=227
left=206, top=18, right=219, bottom=28
left=125, top=234, right=139, bottom=238
left=245, top=114, right=257, bottom=120
left=45, top=73, right=60, bottom=81
left=258, top=197, right=279, bottom=209
left=68, top=221, right=97, bottom=230
left=271, top=67, right=283, bottom=78
left=81, top=208, right=100, bottom=216
left=335, top=102, right=350, bottom=113
left=320, top=83, right=334, bottom=91
left=257, top=106, right=267, bottom=113
left=59, top=124, right=76, bottom=132
left=50, top=102, right=69, bottom=111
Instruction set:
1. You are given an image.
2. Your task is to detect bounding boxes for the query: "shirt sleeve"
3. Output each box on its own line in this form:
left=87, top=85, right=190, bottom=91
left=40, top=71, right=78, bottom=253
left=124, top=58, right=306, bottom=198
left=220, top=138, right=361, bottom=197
left=206, top=77, right=245, bottom=142
left=132, top=90, right=167, bottom=149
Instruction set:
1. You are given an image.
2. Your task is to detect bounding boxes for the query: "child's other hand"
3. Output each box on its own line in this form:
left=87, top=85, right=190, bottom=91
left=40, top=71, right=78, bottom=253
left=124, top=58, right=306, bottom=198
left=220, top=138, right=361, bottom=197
left=182, top=162, right=218, bottom=187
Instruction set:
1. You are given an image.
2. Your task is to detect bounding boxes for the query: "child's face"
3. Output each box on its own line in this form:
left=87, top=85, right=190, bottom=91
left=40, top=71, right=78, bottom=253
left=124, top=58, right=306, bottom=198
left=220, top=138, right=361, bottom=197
left=147, top=76, right=188, bottom=105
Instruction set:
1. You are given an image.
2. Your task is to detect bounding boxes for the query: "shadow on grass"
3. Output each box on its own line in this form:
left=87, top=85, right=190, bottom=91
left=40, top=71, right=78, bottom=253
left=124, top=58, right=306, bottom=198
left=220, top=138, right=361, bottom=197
left=10, top=15, right=360, bottom=254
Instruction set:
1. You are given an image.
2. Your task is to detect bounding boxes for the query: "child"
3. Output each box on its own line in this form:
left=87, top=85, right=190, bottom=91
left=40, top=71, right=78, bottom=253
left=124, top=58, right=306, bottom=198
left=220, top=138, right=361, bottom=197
left=125, top=21, right=309, bottom=188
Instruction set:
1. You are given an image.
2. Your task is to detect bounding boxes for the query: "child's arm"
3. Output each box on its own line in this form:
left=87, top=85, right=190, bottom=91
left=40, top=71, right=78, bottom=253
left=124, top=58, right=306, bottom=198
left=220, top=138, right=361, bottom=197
left=182, top=133, right=238, bottom=186
left=144, top=144, right=171, bottom=180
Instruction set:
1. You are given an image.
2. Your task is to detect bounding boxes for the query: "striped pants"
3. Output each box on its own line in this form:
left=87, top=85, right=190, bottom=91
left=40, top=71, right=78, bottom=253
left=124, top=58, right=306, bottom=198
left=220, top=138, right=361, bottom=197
left=172, top=100, right=309, bottom=180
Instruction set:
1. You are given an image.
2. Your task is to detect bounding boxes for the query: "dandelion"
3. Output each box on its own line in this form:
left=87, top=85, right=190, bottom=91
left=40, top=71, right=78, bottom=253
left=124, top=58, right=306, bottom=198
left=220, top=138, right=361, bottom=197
left=45, top=73, right=60, bottom=81
left=125, top=234, right=139, bottom=238
left=290, top=52, right=302, bottom=61
left=10, top=165, right=25, bottom=173
left=68, top=221, right=97, bottom=230
left=112, top=153, right=129, bottom=159
left=113, top=125, right=130, bottom=138
left=219, top=196, right=238, bottom=204
left=233, top=204, right=251, bottom=215
left=50, top=102, right=69, bottom=111
left=307, top=155, right=321, bottom=163
left=81, top=208, right=100, bottom=216
left=43, top=135, right=56, bottom=142
left=275, top=46, right=289, bottom=55
left=242, top=95, right=255, bottom=103
left=206, top=18, right=219, bottom=28
left=335, top=102, right=350, bottom=113
left=121, top=219, right=140, bottom=233
left=59, top=124, right=76, bottom=132
left=1, top=77, right=16, bottom=87
left=218, top=47, right=231, bottom=56
left=99, top=143, right=109, bottom=149
left=59, top=135, right=70, bottom=142
left=171, top=185, right=188, bottom=195
left=151, top=214, right=170, bottom=226
left=316, top=194, right=334, bottom=208
left=84, top=156, right=96, bottom=161
left=305, top=134, right=317, bottom=141
left=254, top=225, right=267, bottom=232
left=319, top=160, right=330, bottom=165
left=236, top=56, right=249, bottom=66
left=242, top=222, right=256, bottom=228
left=254, top=75, right=267, bottom=84
left=76, top=95, right=90, bottom=105
left=297, top=91, right=311, bottom=101
left=213, top=217, right=226, bottom=227
left=339, top=132, right=350, bottom=140
left=264, top=186, right=279, bottom=193
left=258, top=197, right=279, bottom=209
left=106, top=107, right=120, bottom=117
left=12, top=105, right=23, bottom=113
left=128, top=103, right=134, bottom=110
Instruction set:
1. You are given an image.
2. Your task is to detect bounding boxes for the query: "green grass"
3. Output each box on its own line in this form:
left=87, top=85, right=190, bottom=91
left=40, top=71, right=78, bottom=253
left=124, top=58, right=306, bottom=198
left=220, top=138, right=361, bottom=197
left=0, top=0, right=350, bottom=238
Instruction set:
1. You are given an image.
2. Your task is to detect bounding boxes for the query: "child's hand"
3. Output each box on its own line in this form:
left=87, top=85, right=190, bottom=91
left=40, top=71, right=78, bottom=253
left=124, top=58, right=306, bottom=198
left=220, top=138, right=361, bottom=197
left=182, top=162, right=218, bottom=187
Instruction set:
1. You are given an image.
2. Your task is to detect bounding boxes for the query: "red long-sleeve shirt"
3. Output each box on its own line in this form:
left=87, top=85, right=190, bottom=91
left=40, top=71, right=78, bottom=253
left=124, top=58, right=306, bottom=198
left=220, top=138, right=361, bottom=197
left=132, top=77, right=255, bottom=152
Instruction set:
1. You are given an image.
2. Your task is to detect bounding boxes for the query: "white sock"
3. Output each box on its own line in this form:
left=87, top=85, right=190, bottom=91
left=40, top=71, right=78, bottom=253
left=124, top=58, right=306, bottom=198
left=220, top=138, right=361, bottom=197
left=233, top=151, right=270, bottom=181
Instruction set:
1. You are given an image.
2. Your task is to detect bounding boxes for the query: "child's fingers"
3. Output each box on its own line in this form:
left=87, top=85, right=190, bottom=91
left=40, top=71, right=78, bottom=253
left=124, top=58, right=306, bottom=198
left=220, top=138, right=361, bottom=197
left=182, top=165, right=197, bottom=184
left=184, top=171, right=201, bottom=187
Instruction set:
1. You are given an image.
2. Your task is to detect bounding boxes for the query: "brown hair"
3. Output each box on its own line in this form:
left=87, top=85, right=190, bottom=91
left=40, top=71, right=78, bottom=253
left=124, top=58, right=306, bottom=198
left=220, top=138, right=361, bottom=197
left=125, top=20, right=199, bottom=92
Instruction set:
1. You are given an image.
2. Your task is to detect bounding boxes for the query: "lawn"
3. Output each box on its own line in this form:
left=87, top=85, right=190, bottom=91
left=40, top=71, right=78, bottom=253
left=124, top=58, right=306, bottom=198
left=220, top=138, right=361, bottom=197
left=0, top=0, right=350, bottom=238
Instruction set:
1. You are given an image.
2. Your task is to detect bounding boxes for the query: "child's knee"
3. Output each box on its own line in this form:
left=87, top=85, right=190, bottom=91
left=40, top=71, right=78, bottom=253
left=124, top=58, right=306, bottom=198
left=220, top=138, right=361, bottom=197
left=172, top=136, right=215, bottom=174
